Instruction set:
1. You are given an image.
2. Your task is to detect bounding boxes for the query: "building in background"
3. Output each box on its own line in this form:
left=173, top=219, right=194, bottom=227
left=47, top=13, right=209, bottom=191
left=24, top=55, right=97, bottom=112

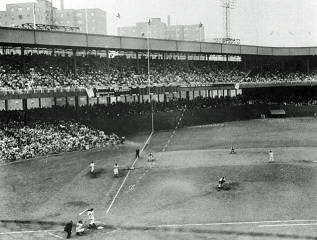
left=55, top=8, right=107, bottom=34
left=119, top=18, right=166, bottom=39
left=118, top=17, right=205, bottom=41
left=0, top=0, right=55, bottom=27
left=0, top=0, right=107, bottom=35
left=166, top=24, right=205, bottom=41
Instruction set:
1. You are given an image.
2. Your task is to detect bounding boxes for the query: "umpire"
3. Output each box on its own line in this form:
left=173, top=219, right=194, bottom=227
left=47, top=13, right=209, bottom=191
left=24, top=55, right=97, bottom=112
left=64, top=220, right=73, bottom=239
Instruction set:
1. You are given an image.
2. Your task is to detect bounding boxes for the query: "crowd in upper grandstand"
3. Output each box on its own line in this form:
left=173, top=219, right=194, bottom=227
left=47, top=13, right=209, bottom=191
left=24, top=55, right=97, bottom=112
left=0, top=121, right=123, bottom=163
left=1, top=53, right=316, bottom=90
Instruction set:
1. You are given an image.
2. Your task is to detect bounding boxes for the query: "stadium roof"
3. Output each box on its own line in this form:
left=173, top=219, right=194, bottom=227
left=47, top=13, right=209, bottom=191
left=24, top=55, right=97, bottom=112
left=0, top=27, right=317, bottom=56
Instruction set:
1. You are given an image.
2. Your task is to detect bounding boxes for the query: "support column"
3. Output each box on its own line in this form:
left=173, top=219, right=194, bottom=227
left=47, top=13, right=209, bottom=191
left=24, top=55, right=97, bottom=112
left=163, top=52, right=166, bottom=73
left=73, top=49, right=77, bottom=75
left=5, top=99, right=8, bottom=111
left=21, top=45, right=25, bottom=74
left=106, top=49, right=110, bottom=71
left=208, top=54, right=212, bottom=69
left=306, top=57, right=310, bottom=74
left=136, top=51, right=139, bottom=74
left=281, top=59, right=285, bottom=72
left=186, top=53, right=189, bottom=71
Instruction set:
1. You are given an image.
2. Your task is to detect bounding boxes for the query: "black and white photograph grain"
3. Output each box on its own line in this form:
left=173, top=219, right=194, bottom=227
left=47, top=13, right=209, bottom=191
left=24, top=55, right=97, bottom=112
left=0, top=0, right=316, bottom=239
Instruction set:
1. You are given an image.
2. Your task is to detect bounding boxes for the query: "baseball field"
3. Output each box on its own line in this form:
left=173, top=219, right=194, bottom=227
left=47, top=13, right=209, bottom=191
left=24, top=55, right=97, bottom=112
left=0, top=117, right=316, bottom=239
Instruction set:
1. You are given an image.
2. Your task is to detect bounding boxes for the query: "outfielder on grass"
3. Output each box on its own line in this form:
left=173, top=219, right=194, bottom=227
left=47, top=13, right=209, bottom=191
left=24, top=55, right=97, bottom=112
left=230, top=146, right=236, bottom=154
left=269, top=150, right=274, bottom=162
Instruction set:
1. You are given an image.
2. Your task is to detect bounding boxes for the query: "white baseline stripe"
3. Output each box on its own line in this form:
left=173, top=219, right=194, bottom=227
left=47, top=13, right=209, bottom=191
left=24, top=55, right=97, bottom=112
left=0, top=230, right=59, bottom=235
left=259, top=223, right=317, bottom=228
left=156, top=219, right=317, bottom=228
left=46, top=231, right=64, bottom=239
left=106, top=131, right=154, bottom=214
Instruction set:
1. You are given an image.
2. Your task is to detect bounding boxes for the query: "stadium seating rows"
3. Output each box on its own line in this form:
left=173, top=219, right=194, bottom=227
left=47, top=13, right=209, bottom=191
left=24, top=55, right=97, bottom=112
left=1, top=53, right=316, bottom=90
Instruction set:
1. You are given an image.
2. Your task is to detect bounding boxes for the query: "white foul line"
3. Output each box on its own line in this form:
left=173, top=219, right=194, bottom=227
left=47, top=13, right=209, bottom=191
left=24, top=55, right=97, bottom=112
left=259, top=223, right=317, bottom=228
left=106, top=131, right=154, bottom=214
left=155, top=219, right=317, bottom=228
left=46, top=231, right=64, bottom=239
left=0, top=230, right=59, bottom=235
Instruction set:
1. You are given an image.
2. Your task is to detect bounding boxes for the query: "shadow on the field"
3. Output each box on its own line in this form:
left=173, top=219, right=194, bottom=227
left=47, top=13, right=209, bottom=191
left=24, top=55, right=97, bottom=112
left=121, top=225, right=317, bottom=240
left=294, top=159, right=314, bottom=164
left=65, top=201, right=89, bottom=208
left=216, top=182, right=240, bottom=191
left=139, top=182, right=243, bottom=217
left=86, top=168, right=107, bottom=178
left=0, top=219, right=65, bottom=231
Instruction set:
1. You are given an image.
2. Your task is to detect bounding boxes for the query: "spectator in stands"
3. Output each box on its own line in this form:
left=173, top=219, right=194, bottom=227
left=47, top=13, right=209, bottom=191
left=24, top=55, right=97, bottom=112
left=0, top=120, right=123, bottom=163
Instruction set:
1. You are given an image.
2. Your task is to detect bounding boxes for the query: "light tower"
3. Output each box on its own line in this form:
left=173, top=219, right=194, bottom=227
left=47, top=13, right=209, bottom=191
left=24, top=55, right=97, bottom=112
left=221, top=0, right=235, bottom=42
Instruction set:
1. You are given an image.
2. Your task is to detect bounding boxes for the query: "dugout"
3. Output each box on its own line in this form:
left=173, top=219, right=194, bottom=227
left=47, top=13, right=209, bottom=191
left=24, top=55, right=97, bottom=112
left=268, top=109, right=286, bottom=118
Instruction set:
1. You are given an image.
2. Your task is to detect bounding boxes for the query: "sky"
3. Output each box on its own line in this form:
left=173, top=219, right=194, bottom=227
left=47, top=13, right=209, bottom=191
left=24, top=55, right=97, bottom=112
left=1, top=0, right=317, bottom=47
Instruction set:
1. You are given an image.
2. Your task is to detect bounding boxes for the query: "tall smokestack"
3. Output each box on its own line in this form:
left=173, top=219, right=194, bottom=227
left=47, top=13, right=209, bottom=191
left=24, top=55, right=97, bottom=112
left=167, top=15, right=170, bottom=26
left=61, top=0, right=64, bottom=10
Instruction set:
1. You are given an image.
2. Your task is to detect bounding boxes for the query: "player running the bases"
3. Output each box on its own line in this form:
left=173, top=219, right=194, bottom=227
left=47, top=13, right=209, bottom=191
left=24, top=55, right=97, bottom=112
left=113, top=163, right=119, bottom=177
left=269, top=150, right=274, bottom=162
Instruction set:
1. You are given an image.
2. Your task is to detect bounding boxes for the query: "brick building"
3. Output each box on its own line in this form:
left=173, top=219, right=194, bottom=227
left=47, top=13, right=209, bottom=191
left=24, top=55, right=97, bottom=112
left=0, top=0, right=107, bottom=34
left=119, top=18, right=205, bottom=41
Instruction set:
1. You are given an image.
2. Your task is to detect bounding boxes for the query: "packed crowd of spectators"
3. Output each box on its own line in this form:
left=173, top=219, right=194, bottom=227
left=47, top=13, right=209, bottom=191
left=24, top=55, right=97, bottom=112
left=1, top=53, right=316, bottom=90
left=0, top=121, right=123, bottom=163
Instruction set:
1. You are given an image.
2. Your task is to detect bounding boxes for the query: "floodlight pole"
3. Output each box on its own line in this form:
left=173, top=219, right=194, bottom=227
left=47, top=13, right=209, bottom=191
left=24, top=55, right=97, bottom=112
left=147, top=19, right=154, bottom=132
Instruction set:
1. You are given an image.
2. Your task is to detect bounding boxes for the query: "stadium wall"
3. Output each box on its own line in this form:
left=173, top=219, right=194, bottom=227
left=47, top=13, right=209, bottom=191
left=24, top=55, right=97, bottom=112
left=90, top=104, right=317, bottom=135
left=2, top=84, right=317, bottom=111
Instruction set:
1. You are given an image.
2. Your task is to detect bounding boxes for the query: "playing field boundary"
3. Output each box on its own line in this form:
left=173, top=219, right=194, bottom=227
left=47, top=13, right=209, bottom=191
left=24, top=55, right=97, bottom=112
left=105, top=131, right=154, bottom=214
left=154, top=219, right=317, bottom=228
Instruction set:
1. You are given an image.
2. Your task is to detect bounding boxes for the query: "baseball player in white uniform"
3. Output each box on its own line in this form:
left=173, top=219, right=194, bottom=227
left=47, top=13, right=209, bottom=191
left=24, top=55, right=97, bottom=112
left=113, top=163, right=119, bottom=177
left=269, top=150, right=274, bottom=162
left=89, top=161, right=95, bottom=173
left=87, top=208, right=96, bottom=228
